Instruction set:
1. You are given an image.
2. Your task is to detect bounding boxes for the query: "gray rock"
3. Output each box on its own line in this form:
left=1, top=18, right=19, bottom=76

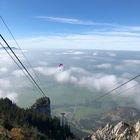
left=31, top=97, right=51, bottom=117
left=83, top=120, right=140, bottom=140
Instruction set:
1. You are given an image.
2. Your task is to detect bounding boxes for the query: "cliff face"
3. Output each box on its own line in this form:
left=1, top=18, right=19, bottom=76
left=83, top=120, right=140, bottom=140
left=31, top=97, right=51, bottom=117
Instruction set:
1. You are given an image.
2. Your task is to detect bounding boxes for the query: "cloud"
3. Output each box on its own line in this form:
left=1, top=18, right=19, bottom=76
left=119, top=80, right=138, bottom=96
left=0, top=79, right=10, bottom=88
left=93, top=52, right=98, bottom=56
left=4, top=16, right=140, bottom=51
left=114, top=65, right=124, bottom=71
left=69, top=67, right=91, bottom=75
left=117, top=25, right=140, bottom=32
left=35, top=16, right=140, bottom=33
left=0, top=90, right=18, bottom=102
left=12, top=69, right=25, bottom=77
left=7, top=92, right=18, bottom=102
left=112, top=79, right=140, bottom=107
left=35, top=16, right=113, bottom=26
left=38, top=61, right=48, bottom=66
left=35, top=66, right=78, bottom=85
left=0, top=52, right=13, bottom=66
left=0, top=67, right=8, bottom=73
left=72, top=51, right=85, bottom=55
left=121, top=73, right=133, bottom=78
left=123, top=59, right=140, bottom=65
left=11, top=33, right=140, bottom=51
left=96, top=63, right=112, bottom=69
left=114, top=59, right=140, bottom=72
left=93, top=31, right=140, bottom=37
left=34, top=66, right=140, bottom=103
left=0, top=50, right=25, bottom=68
left=72, top=56, right=81, bottom=60
left=35, top=16, right=140, bottom=34
left=12, top=68, right=34, bottom=78
left=34, top=67, right=59, bottom=76
left=106, top=52, right=116, bottom=57
left=34, top=66, right=122, bottom=92
left=76, top=75, right=118, bottom=92
left=62, top=50, right=85, bottom=55
left=55, top=71, right=77, bottom=83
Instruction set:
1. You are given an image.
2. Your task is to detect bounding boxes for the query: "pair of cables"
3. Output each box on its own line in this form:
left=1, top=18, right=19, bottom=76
left=0, top=16, right=48, bottom=98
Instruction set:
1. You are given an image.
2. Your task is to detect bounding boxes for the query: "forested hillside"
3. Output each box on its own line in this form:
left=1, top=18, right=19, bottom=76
left=0, top=98, right=75, bottom=140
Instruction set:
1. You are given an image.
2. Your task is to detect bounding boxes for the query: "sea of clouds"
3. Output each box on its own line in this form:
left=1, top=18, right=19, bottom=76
left=0, top=49, right=140, bottom=107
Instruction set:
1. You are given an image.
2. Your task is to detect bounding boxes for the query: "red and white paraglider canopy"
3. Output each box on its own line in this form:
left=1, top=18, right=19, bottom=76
left=58, top=64, right=64, bottom=71
left=59, top=64, right=63, bottom=67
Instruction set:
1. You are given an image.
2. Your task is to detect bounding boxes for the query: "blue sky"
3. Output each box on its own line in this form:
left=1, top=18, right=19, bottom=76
left=1, top=0, right=140, bottom=50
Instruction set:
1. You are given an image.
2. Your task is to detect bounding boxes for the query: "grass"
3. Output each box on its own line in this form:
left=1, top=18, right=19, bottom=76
left=73, top=106, right=105, bottom=121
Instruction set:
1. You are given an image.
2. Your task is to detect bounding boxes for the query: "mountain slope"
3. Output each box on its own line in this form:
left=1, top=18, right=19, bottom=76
left=83, top=120, right=140, bottom=140
left=0, top=98, right=74, bottom=140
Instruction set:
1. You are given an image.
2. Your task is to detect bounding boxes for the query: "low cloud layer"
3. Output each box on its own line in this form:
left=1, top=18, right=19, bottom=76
left=0, top=49, right=140, bottom=107
left=35, top=66, right=139, bottom=99
left=96, top=63, right=112, bottom=69
left=34, top=65, right=140, bottom=108
left=63, top=50, right=85, bottom=55
left=9, top=33, right=140, bottom=51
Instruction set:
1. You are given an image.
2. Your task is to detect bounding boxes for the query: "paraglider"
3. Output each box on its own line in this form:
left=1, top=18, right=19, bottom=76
left=58, top=63, right=64, bottom=71
left=59, top=64, right=63, bottom=67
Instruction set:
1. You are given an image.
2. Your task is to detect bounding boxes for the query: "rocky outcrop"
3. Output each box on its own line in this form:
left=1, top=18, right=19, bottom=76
left=83, top=120, right=140, bottom=140
left=31, top=97, right=51, bottom=117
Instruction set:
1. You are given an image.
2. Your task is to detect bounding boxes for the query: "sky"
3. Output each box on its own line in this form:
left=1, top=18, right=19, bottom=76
left=0, top=0, right=140, bottom=111
left=1, top=0, right=140, bottom=50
